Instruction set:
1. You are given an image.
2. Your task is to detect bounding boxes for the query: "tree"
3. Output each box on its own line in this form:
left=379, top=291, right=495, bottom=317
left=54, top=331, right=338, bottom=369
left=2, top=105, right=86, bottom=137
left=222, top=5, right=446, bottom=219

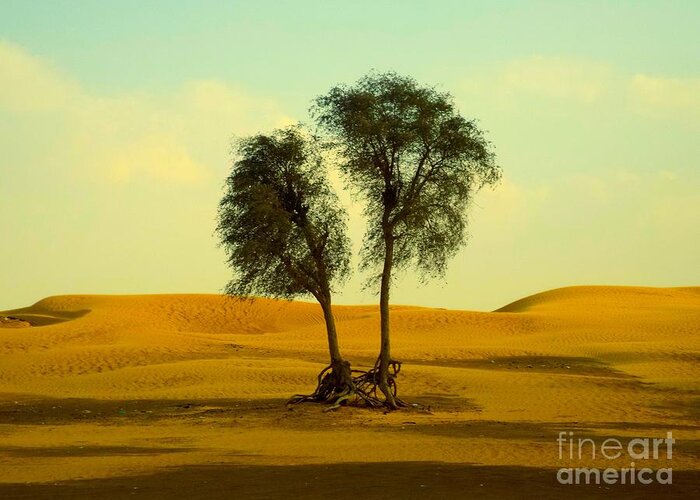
left=314, top=72, right=501, bottom=409
left=216, top=125, right=355, bottom=406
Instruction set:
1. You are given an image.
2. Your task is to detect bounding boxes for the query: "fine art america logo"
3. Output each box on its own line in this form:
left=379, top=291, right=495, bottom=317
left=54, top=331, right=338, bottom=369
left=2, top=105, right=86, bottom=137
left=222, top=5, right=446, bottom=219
left=557, top=431, right=674, bottom=485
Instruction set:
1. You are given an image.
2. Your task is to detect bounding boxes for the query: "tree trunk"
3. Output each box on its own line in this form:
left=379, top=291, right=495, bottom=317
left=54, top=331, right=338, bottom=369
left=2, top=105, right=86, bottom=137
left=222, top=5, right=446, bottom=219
left=320, top=297, right=342, bottom=365
left=319, top=297, right=354, bottom=389
left=378, top=234, right=398, bottom=409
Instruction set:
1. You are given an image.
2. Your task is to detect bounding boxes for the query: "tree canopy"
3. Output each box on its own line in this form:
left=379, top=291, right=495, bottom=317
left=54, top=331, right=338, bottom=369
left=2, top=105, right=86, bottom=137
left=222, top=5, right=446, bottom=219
left=216, top=125, right=351, bottom=305
left=314, top=71, right=501, bottom=283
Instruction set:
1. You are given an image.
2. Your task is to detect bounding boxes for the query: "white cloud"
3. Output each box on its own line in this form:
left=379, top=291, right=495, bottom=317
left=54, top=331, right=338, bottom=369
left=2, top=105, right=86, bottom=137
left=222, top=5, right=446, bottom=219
left=107, top=135, right=209, bottom=184
left=0, top=41, right=292, bottom=185
left=0, top=40, right=76, bottom=112
left=475, top=176, right=549, bottom=226
left=630, top=75, right=700, bottom=115
left=460, top=56, right=700, bottom=121
left=659, top=169, right=678, bottom=181
left=500, top=56, right=612, bottom=104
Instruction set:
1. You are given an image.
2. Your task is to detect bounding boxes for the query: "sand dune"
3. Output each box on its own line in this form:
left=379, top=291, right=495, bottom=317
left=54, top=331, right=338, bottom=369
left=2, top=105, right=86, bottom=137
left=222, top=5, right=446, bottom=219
left=1, top=286, right=699, bottom=497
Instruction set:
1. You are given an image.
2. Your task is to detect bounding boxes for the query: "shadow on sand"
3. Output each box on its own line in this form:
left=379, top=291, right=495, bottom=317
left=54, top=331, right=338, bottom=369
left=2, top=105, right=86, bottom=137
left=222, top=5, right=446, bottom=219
left=0, top=462, right=698, bottom=499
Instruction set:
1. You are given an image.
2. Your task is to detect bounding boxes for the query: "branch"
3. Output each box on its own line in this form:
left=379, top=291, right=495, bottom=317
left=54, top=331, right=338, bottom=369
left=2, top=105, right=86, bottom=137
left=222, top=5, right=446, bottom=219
left=280, top=254, right=322, bottom=300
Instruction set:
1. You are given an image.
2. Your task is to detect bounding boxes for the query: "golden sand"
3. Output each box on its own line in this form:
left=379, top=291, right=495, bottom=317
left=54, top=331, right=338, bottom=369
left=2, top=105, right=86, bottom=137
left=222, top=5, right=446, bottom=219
left=0, top=286, right=698, bottom=496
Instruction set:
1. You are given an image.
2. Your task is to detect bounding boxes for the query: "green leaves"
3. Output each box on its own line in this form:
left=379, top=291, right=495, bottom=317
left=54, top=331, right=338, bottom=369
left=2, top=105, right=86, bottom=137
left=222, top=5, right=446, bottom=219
left=217, top=125, right=351, bottom=302
left=219, top=71, right=501, bottom=298
left=314, top=71, right=501, bottom=283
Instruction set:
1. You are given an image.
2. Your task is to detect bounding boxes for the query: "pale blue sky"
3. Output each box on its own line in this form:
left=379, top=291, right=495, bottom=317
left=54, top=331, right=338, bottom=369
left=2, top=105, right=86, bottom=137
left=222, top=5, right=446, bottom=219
left=1, top=1, right=699, bottom=310
left=3, top=1, right=698, bottom=100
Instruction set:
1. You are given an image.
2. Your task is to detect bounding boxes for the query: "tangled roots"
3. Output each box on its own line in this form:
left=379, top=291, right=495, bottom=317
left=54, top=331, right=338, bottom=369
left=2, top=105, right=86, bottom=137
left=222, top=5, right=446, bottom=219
left=352, top=358, right=409, bottom=409
left=287, top=360, right=355, bottom=408
left=287, top=358, right=412, bottom=410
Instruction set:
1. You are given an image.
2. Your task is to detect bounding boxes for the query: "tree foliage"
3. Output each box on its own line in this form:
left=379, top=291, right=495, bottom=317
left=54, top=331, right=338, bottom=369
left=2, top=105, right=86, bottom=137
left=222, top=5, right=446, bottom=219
left=314, top=72, right=501, bottom=283
left=216, top=125, right=351, bottom=305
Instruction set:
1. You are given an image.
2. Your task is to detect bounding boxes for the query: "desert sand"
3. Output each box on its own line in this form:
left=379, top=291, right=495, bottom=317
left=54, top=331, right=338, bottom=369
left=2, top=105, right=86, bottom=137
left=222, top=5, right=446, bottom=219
left=0, top=286, right=698, bottom=498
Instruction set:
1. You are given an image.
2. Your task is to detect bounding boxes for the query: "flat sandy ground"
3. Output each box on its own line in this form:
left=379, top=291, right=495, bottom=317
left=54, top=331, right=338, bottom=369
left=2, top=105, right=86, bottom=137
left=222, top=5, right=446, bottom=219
left=1, top=286, right=698, bottom=498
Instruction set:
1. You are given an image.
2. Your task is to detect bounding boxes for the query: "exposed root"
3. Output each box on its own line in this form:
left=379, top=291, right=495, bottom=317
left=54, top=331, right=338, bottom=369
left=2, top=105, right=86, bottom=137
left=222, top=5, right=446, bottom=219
left=352, top=358, right=410, bottom=409
left=288, top=358, right=423, bottom=411
left=287, top=360, right=359, bottom=406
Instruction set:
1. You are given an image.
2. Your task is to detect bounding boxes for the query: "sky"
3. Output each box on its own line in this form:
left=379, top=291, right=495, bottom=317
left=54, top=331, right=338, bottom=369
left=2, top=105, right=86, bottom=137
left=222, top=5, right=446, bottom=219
left=1, top=0, right=699, bottom=311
